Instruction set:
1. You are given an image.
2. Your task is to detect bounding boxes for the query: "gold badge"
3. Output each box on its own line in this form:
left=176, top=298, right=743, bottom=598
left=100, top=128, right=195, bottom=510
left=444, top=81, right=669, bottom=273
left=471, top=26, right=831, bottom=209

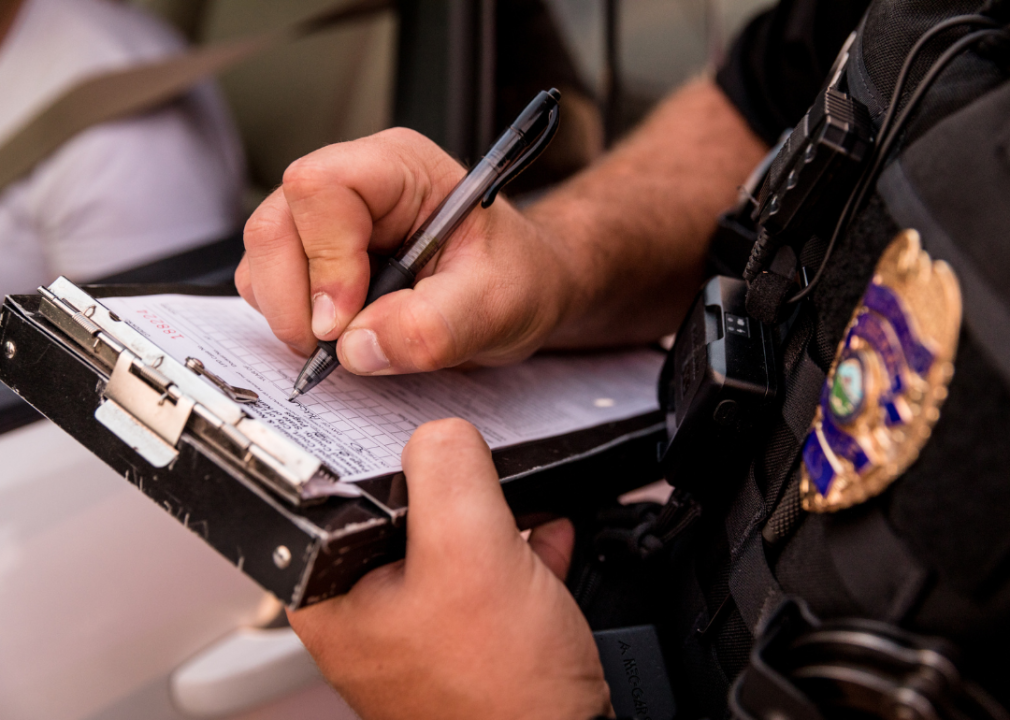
left=800, top=229, right=962, bottom=513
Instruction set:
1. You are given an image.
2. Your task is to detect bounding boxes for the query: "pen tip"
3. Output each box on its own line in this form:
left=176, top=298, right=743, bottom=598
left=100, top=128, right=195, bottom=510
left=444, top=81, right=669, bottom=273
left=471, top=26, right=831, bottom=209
left=288, top=389, right=302, bottom=402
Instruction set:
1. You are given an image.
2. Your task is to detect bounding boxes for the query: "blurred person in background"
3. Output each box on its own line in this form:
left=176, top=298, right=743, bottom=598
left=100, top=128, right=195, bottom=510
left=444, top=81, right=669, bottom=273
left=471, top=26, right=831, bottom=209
left=0, top=0, right=244, bottom=297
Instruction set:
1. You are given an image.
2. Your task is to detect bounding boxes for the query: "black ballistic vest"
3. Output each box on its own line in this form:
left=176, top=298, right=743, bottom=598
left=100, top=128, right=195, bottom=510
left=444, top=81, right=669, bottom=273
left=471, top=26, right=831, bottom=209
left=568, top=2, right=1010, bottom=716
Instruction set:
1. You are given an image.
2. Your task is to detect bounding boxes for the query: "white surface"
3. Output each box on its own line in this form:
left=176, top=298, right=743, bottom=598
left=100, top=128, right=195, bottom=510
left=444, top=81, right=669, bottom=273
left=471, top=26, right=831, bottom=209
left=0, top=419, right=356, bottom=720
left=0, top=0, right=245, bottom=297
left=100, top=294, right=665, bottom=482
left=171, top=628, right=322, bottom=717
left=618, top=479, right=674, bottom=506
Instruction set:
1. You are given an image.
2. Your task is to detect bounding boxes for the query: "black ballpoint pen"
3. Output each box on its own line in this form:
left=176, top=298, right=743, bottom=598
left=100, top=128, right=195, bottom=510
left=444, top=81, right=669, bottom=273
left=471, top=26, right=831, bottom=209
left=289, top=88, right=561, bottom=400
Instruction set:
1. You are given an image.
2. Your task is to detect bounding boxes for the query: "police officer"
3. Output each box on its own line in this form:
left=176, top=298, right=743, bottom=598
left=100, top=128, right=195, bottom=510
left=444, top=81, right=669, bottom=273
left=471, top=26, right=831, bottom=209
left=235, top=0, right=1010, bottom=717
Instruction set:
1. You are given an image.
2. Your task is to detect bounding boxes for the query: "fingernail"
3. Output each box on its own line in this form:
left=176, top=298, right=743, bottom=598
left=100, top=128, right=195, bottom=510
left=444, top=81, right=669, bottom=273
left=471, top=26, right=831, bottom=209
left=341, top=329, right=390, bottom=373
left=311, top=293, right=337, bottom=337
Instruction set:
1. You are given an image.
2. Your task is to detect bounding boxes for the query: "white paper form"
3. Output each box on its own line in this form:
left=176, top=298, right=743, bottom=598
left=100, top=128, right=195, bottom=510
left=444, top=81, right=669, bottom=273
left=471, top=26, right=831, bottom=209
left=100, top=295, right=664, bottom=481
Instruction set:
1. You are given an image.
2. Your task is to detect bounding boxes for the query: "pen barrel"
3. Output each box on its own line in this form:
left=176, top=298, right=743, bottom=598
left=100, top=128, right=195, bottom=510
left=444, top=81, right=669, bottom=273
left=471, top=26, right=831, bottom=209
left=392, top=91, right=557, bottom=275
left=484, top=126, right=530, bottom=171
left=394, top=160, right=499, bottom=273
left=364, top=258, right=415, bottom=305
left=316, top=338, right=337, bottom=356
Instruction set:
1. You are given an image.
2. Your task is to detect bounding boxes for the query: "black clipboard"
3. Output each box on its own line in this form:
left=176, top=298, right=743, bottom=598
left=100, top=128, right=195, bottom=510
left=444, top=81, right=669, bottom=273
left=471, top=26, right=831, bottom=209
left=0, top=279, right=665, bottom=607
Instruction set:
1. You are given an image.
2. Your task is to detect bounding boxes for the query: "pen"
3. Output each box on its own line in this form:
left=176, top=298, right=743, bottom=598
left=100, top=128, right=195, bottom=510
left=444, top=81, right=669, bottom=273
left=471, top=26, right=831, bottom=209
left=290, top=88, right=561, bottom=399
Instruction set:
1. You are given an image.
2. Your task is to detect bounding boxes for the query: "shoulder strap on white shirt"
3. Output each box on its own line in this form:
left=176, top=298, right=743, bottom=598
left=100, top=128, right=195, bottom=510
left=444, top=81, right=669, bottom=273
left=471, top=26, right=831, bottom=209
left=0, top=0, right=393, bottom=194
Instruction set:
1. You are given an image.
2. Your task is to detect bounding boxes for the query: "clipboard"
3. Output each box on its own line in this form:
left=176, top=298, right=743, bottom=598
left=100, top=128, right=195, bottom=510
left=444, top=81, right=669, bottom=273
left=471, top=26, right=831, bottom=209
left=0, top=278, right=665, bottom=607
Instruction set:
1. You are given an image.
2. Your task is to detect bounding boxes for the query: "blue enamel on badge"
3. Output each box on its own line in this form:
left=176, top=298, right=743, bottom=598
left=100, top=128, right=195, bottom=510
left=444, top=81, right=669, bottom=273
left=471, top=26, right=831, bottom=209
left=801, top=230, right=962, bottom=513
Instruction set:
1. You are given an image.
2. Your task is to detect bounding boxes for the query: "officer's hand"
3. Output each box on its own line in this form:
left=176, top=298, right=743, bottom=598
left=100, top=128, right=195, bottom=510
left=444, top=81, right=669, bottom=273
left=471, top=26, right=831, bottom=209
left=287, top=418, right=612, bottom=720
left=236, top=129, right=570, bottom=373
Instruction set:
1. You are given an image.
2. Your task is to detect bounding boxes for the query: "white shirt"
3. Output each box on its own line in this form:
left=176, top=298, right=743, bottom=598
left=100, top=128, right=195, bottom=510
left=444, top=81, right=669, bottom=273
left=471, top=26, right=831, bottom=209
left=0, top=0, right=245, bottom=296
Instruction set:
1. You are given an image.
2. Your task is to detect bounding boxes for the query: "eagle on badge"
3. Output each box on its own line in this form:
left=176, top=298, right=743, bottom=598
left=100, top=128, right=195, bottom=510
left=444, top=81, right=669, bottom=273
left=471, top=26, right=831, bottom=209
left=801, top=229, right=962, bottom=513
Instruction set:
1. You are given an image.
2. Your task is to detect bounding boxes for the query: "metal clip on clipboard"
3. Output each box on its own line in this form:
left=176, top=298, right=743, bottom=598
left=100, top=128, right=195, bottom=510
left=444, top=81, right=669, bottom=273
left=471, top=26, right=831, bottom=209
left=36, top=277, right=400, bottom=518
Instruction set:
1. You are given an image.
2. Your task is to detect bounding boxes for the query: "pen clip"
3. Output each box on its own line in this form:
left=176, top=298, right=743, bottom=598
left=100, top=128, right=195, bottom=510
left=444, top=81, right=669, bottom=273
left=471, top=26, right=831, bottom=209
left=480, top=102, right=560, bottom=209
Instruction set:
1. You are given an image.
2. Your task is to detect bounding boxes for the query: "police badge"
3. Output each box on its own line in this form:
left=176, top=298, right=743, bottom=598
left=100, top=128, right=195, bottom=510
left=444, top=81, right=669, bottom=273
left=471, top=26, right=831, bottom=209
left=800, top=230, right=962, bottom=513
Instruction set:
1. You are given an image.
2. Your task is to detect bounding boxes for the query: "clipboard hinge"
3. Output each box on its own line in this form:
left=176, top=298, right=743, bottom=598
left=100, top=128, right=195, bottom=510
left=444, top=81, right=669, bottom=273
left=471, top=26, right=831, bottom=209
left=38, top=286, right=124, bottom=368
left=104, top=350, right=195, bottom=452
left=37, top=279, right=365, bottom=507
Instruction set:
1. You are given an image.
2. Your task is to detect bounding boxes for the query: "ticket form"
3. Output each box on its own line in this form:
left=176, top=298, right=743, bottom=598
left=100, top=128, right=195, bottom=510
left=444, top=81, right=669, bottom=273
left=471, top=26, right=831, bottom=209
left=100, top=295, right=664, bottom=482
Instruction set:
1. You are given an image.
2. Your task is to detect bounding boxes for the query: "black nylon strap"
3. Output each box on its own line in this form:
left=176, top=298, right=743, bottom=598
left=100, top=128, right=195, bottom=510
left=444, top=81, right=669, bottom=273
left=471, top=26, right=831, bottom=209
left=762, top=472, right=803, bottom=547
left=730, top=531, right=786, bottom=634
left=878, top=156, right=1010, bottom=389
left=825, top=506, right=929, bottom=622
left=781, top=353, right=826, bottom=443
left=725, top=466, right=785, bottom=634
left=723, top=305, right=826, bottom=635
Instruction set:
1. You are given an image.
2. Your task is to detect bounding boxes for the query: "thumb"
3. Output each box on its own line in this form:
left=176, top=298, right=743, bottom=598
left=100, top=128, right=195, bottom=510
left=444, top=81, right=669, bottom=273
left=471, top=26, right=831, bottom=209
left=400, top=418, right=519, bottom=573
left=335, top=225, right=555, bottom=375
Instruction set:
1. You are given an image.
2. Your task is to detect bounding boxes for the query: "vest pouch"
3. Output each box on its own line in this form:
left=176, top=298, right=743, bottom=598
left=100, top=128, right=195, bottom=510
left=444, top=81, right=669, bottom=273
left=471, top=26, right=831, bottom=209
left=730, top=597, right=1009, bottom=720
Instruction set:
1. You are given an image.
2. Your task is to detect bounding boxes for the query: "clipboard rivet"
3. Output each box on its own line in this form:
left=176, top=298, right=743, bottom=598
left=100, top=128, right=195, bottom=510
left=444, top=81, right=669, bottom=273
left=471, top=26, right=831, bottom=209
left=272, top=545, right=292, bottom=569
left=3, top=340, right=15, bottom=359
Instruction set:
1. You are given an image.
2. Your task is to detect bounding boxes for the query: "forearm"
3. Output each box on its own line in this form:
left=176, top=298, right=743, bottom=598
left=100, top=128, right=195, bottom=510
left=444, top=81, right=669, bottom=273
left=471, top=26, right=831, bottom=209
left=528, top=76, right=768, bottom=348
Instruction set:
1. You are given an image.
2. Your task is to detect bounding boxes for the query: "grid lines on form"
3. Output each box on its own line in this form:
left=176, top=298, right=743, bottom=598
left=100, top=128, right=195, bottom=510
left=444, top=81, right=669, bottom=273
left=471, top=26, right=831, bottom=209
left=299, top=379, right=416, bottom=460
left=100, top=294, right=666, bottom=483
left=168, top=302, right=293, bottom=391
left=163, top=299, right=416, bottom=468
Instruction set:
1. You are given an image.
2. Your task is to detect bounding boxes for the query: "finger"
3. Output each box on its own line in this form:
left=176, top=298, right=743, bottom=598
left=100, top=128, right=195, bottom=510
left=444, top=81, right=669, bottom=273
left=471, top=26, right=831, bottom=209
left=243, top=188, right=314, bottom=353
left=281, top=172, right=371, bottom=344
left=281, top=129, right=466, bottom=344
left=287, top=558, right=403, bottom=637
left=233, top=255, right=258, bottom=311
left=335, top=231, right=551, bottom=375
left=400, top=419, right=518, bottom=572
left=528, top=518, right=575, bottom=581
left=286, top=557, right=406, bottom=679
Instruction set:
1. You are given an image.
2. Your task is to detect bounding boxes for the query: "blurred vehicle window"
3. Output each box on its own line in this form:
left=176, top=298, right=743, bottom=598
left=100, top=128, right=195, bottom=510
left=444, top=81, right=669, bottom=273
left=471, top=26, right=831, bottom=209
left=133, top=0, right=397, bottom=201
left=0, top=0, right=245, bottom=298
left=494, top=0, right=774, bottom=195
left=200, top=0, right=396, bottom=196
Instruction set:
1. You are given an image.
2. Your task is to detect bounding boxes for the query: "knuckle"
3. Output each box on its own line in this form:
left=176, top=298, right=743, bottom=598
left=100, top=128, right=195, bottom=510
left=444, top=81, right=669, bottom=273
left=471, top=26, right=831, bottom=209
left=233, top=263, right=249, bottom=291
left=430, top=154, right=466, bottom=191
left=380, top=127, right=461, bottom=197
left=397, top=297, right=459, bottom=372
left=243, top=211, right=289, bottom=251
left=282, top=155, right=327, bottom=198
left=268, top=313, right=308, bottom=348
left=379, top=126, right=432, bottom=152
left=235, top=281, right=253, bottom=308
left=306, top=246, right=350, bottom=269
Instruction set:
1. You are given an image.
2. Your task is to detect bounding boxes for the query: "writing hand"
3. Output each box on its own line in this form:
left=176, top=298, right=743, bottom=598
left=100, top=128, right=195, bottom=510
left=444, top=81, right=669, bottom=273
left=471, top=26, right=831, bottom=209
left=236, top=129, right=571, bottom=374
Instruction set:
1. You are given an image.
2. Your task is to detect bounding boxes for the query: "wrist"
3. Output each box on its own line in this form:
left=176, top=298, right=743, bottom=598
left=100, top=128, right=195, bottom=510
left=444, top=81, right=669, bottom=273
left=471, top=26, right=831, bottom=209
left=526, top=211, right=579, bottom=340
left=522, top=196, right=597, bottom=347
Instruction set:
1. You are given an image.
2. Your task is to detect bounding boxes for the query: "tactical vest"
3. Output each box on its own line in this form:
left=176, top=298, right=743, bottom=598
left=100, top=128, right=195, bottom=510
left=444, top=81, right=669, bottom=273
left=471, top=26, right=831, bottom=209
left=568, top=2, right=1010, bottom=716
